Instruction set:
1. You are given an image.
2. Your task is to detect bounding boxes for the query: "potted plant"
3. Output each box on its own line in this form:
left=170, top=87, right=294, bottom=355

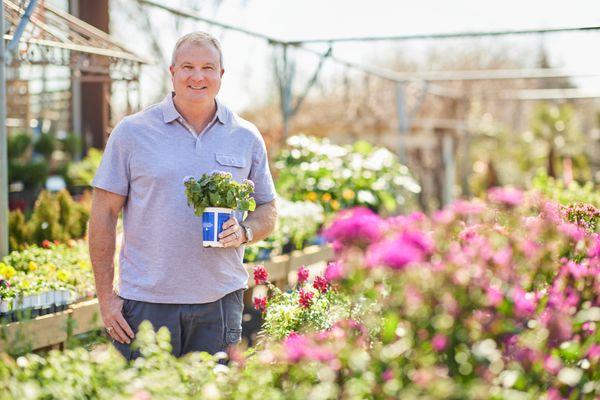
left=184, top=171, right=256, bottom=247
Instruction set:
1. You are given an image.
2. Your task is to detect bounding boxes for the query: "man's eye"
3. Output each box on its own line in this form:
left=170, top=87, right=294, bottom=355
left=204, top=66, right=214, bottom=70
left=183, top=65, right=193, bottom=70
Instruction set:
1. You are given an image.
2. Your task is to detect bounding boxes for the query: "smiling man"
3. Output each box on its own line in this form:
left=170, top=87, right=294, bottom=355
left=89, top=32, right=277, bottom=359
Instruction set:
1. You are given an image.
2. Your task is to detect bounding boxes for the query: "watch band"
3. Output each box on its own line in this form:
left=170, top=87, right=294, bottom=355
left=241, top=224, right=253, bottom=244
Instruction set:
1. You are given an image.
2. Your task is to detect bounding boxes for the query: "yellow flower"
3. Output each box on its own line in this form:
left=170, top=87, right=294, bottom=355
left=342, top=189, right=355, bottom=200
left=331, top=200, right=340, bottom=210
left=28, top=261, right=38, bottom=272
left=306, top=192, right=318, bottom=202
left=47, top=263, right=57, bottom=272
left=0, top=263, right=16, bottom=279
left=321, top=193, right=332, bottom=202
left=57, top=270, right=71, bottom=283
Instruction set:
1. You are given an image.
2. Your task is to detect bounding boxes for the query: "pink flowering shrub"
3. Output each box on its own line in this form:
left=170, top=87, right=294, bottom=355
left=251, top=193, right=599, bottom=399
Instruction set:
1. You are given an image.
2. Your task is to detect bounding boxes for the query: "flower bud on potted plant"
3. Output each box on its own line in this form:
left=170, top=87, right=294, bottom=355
left=184, top=172, right=256, bottom=247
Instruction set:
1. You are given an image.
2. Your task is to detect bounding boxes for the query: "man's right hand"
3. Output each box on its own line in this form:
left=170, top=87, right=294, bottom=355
left=99, top=293, right=134, bottom=344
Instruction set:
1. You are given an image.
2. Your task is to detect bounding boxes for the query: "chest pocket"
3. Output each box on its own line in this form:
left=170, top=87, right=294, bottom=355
left=215, top=153, right=246, bottom=168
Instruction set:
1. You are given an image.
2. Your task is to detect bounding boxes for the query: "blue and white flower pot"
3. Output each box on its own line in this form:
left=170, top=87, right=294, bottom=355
left=202, top=207, right=233, bottom=247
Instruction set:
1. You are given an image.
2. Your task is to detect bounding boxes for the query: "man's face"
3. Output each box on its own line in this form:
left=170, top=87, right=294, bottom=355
left=169, top=42, right=224, bottom=105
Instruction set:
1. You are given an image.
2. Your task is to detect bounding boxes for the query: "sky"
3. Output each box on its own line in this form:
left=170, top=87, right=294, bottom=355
left=107, top=0, right=600, bottom=114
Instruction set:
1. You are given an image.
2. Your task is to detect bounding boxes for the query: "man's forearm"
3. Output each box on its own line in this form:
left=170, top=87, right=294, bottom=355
left=242, top=200, right=277, bottom=244
left=88, top=213, right=119, bottom=300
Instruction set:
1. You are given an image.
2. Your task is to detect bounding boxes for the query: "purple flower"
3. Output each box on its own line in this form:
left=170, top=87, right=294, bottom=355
left=488, top=186, right=524, bottom=207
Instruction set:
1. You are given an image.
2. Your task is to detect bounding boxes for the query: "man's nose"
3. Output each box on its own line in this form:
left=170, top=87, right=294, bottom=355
left=189, top=68, right=207, bottom=81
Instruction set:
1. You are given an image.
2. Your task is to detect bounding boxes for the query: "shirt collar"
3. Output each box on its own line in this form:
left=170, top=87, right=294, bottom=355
left=161, top=92, right=228, bottom=125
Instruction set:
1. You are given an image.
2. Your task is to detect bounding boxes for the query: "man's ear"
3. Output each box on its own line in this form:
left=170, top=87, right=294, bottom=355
left=169, top=65, right=175, bottom=77
left=220, top=68, right=225, bottom=78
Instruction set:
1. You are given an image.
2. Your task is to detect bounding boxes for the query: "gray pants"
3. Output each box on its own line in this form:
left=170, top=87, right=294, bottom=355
left=112, top=289, right=244, bottom=360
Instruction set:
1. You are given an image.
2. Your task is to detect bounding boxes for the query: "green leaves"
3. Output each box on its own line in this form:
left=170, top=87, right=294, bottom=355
left=183, top=172, right=256, bottom=215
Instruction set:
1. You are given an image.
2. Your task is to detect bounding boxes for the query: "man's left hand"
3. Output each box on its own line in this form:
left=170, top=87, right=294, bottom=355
left=218, top=216, right=246, bottom=247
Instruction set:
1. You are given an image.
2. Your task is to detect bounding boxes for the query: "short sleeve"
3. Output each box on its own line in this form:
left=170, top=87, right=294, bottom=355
left=249, top=135, right=276, bottom=206
left=92, top=120, right=132, bottom=196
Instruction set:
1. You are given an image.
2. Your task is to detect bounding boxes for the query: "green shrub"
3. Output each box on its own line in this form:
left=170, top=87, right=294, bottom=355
left=7, top=132, right=31, bottom=160
left=66, top=148, right=103, bottom=187
left=33, top=133, right=56, bottom=160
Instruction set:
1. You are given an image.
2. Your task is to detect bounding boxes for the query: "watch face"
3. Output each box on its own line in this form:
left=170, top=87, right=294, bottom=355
left=245, top=225, right=253, bottom=241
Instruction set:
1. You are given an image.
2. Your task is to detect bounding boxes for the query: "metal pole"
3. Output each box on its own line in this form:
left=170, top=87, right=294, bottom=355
left=396, top=82, right=408, bottom=164
left=442, top=133, right=455, bottom=207
left=0, top=4, right=9, bottom=256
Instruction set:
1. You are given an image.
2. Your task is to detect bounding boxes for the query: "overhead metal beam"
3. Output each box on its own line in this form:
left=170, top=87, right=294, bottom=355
left=387, top=67, right=600, bottom=82
left=482, top=88, right=600, bottom=100
left=288, top=25, right=600, bottom=45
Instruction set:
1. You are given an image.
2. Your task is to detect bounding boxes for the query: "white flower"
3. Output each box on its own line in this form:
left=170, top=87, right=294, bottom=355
left=182, top=175, right=195, bottom=184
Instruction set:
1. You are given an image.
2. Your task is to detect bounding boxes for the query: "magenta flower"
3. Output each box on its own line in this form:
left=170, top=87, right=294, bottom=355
left=381, top=369, right=394, bottom=382
left=324, top=261, right=344, bottom=281
left=313, top=276, right=329, bottom=293
left=559, top=222, right=586, bottom=242
left=323, top=207, right=383, bottom=249
left=253, top=265, right=269, bottom=285
left=283, top=332, right=334, bottom=363
left=587, top=344, right=600, bottom=361
left=488, top=186, right=524, bottom=207
left=366, top=230, right=431, bottom=270
left=253, top=296, right=267, bottom=312
left=543, top=355, right=562, bottom=375
left=299, top=289, right=314, bottom=308
left=297, top=265, right=309, bottom=285
left=512, top=287, right=537, bottom=318
left=486, top=285, right=504, bottom=307
left=451, top=199, right=486, bottom=216
left=431, top=333, right=448, bottom=352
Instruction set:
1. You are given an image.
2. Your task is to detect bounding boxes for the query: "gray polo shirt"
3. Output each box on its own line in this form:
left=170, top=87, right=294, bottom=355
left=92, top=93, right=276, bottom=304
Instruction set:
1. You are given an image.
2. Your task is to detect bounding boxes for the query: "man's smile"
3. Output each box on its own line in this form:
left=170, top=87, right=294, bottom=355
left=188, top=84, right=207, bottom=90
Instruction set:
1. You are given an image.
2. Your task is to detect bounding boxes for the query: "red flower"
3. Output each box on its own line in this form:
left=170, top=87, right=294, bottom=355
left=253, top=265, right=269, bottom=285
left=253, top=296, right=267, bottom=312
left=299, top=289, right=314, bottom=308
left=42, top=240, right=52, bottom=248
left=297, top=265, right=309, bottom=285
left=313, top=276, right=329, bottom=293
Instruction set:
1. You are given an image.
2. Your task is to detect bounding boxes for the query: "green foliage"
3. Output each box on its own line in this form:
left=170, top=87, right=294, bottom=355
left=532, top=170, right=600, bottom=207
left=274, top=135, right=420, bottom=215
left=469, top=103, right=591, bottom=196
left=66, top=148, right=103, bottom=187
left=261, top=285, right=350, bottom=340
left=8, top=190, right=90, bottom=250
left=59, top=132, right=82, bottom=160
left=184, top=171, right=256, bottom=216
left=7, top=132, right=31, bottom=160
left=8, top=160, right=49, bottom=189
left=33, top=133, right=56, bottom=160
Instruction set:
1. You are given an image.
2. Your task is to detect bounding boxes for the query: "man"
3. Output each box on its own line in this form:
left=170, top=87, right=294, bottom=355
left=89, top=32, right=277, bottom=359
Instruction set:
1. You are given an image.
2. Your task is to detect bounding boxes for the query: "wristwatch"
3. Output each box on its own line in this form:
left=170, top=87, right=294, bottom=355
left=240, top=223, right=253, bottom=244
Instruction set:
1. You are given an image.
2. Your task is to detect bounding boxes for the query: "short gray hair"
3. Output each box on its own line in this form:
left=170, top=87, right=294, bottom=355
left=171, top=31, right=224, bottom=68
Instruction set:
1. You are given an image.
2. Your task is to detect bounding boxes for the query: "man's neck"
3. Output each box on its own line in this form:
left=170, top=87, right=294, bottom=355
left=172, top=95, right=217, bottom=133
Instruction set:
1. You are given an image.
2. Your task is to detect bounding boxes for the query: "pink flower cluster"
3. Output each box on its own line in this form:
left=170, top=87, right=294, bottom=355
left=253, top=265, right=269, bottom=285
left=323, top=207, right=383, bottom=250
